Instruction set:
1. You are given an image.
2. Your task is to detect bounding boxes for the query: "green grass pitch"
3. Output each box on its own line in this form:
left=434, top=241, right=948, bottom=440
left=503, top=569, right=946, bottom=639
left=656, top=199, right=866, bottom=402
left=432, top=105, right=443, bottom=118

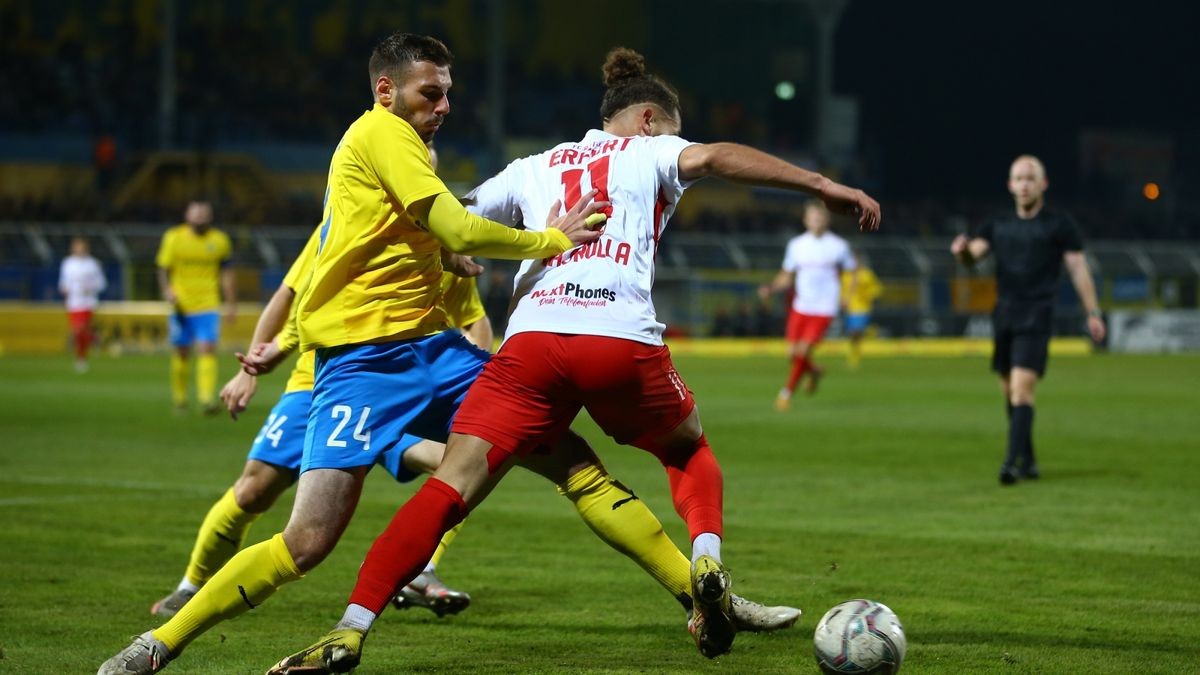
left=0, top=351, right=1197, bottom=673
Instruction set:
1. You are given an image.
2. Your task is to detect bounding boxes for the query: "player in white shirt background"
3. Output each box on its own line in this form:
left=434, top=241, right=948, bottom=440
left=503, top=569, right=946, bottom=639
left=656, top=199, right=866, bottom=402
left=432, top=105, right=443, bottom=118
left=58, top=236, right=107, bottom=373
left=759, top=201, right=857, bottom=408
left=269, top=46, right=880, bottom=672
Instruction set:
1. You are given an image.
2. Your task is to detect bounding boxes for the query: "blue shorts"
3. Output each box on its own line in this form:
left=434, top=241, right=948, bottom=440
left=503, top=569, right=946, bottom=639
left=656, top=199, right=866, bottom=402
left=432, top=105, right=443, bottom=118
left=249, top=390, right=424, bottom=482
left=169, top=311, right=220, bottom=347
left=843, top=313, right=871, bottom=334
left=302, top=330, right=489, bottom=474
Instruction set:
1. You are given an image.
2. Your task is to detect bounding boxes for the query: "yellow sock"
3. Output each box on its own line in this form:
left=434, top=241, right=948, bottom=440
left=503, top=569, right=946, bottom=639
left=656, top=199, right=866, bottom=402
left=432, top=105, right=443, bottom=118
left=428, top=521, right=463, bottom=570
left=560, top=465, right=691, bottom=607
left=848, top=340, right=861, bottom=370
left=183, top=488, right=263, bottom=587
left=153, top=533, right=302, bottom=653
left=170, top=354, right=188, bottom=407
left=197, top=353, right=218, bottom=406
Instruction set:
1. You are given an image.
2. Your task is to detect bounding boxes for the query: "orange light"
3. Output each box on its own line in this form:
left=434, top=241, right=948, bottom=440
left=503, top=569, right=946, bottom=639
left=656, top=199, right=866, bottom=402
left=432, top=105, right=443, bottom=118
left=1143, top=183, right=1160, bottom=200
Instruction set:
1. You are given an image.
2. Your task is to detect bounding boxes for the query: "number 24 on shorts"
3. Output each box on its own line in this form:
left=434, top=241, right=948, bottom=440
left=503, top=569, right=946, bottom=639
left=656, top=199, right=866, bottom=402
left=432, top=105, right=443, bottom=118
left=326, top=405, right=371, bottom=451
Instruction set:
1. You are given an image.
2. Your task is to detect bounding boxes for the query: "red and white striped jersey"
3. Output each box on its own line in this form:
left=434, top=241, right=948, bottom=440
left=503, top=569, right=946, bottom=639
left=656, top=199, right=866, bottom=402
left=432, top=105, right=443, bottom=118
left=466, top=129, right=695, bottom=346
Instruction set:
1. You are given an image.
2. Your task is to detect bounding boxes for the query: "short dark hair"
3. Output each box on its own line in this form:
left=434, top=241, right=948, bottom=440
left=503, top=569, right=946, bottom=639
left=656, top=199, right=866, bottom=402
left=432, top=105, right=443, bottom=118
left=599, top=47, right=680, bottom=122
left=369, top=32, right=453, bottom=85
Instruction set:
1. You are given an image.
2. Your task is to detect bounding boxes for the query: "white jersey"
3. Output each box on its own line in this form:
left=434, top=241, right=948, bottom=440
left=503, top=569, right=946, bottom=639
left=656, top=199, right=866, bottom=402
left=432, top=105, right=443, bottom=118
left=58, top=254, right=107, bottom=311
left=782, top=231, right=855, bottom=317
left=467, top=129, right=695, bottom=346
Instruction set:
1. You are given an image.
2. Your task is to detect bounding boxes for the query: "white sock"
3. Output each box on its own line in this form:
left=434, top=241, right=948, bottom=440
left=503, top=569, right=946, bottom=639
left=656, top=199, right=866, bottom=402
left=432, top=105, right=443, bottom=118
left=777, top=387, right=791, bottom=400
left=422, top=562, right=436, bottom=574
left=336, top=603, right=378, bottom=632
left=176, top=578, right=201, bottom=594
left=691, top=532, right=722, bottom=564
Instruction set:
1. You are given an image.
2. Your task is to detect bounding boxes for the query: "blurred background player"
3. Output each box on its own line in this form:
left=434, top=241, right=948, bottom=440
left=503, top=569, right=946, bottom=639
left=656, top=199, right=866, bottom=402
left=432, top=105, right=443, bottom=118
left=274, top=45, right=877, bottom=672
left=951, top=154, right=1106, bottom=484
left=156, top=200, right=236, bottom=413
left=840, top=250, right=883, bottom=370
left=759, top=201, right=857, bottom=408
left=57, top=236, right=106, bottom=373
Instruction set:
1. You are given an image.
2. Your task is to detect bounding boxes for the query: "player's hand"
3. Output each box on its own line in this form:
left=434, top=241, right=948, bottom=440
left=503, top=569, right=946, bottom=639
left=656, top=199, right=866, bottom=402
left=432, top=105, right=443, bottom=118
left=545, top=190, right=609, bottom=248
left=820, top=181, right=880, bottom=232
left=757, top=284, right=772, bottom=301
left=162, top=287, right=178, bottom=305
left=220, top=370, right=258, bottom=420
left=442, top=252, right=484, bottom=278
left=238, top=341, right=285, bottom=377
left=1087, top=315, right=1106, bottom=343
left=950, top=235, right=968, bottom=256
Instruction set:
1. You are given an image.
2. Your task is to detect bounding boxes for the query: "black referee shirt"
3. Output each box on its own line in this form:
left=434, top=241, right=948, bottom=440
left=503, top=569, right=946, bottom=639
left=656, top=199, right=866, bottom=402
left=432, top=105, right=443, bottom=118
left=977, top=207, right=1084, bottom=308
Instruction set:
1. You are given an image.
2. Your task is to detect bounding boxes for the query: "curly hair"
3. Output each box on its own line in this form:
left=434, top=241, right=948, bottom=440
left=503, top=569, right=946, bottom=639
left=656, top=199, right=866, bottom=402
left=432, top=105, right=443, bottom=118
left=599, top=47, right=680, bottom=121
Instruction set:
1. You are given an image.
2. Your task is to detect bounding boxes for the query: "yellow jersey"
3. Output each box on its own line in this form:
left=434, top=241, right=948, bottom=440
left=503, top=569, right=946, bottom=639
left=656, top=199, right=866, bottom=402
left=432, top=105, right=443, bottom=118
left=156, top=224, right=232, bottom=314
left=441, top=274, right=486, bottom=329
left=296, top=105, right=456, bottom=350
left=841, top=267, right=883, bottom=315
left=297, top=104, right=568, bottom=350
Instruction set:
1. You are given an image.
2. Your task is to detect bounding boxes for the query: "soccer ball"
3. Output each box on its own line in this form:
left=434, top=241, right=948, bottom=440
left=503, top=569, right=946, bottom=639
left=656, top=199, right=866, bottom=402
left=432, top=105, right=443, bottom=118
left=813, top=599, right=906, bottom=674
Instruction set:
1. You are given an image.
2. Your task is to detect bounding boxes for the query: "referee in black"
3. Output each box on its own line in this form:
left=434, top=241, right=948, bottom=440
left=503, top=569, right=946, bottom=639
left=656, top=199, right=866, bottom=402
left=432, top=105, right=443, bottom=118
left=951, top=155, right=1106, bottom=485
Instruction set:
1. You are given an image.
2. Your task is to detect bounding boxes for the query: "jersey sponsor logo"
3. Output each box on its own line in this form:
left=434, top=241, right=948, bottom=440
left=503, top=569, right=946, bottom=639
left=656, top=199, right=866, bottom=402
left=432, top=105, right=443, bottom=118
left=543, top=236, right=632, bottom=268
left=530, top=282, right=616, bottom=308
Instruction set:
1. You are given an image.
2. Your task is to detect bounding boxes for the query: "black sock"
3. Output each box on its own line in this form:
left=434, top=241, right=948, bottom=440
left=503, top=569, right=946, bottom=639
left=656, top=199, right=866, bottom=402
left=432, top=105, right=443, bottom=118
left=1006, top=404, right=1034, bottom=468
left=1021, top=405, right=1036, bottom=468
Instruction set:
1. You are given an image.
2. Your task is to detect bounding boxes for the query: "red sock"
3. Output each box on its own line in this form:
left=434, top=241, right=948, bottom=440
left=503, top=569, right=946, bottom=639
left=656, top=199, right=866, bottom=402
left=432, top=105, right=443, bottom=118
left=74, top=330, right=90, bottom=360
left=347, top=477, right=467, bottom=614
left=657, top=435, right=723, bottom=540
left=785, top=356, right=809, bottom=393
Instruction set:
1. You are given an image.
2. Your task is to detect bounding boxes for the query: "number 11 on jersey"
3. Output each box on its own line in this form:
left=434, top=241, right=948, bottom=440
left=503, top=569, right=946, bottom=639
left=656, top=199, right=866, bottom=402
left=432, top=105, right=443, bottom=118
left=561, top=155, right=614, bottom=217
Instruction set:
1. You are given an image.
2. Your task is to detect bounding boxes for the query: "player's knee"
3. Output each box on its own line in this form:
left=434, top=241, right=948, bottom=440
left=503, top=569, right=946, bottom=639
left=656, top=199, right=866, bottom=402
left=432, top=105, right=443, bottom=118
left=401, top=439, right=446, bottom=476
left=656, top=412, right=702, bottom=452
left=281, top=524, right=338, bottom=571
left=234, top=462, right=292, bottom=512
left=1010, top=390, right=1035, bottom=406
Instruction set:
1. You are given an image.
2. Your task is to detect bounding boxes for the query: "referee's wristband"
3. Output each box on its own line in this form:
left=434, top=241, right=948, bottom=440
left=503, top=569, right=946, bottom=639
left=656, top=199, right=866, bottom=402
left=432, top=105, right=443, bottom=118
left=1087, top=309, right=1103, bottom=319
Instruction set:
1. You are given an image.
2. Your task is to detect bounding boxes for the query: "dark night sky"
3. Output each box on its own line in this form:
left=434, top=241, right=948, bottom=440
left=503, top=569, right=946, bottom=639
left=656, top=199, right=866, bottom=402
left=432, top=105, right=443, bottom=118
left=835, top=1, right=1200, bottom=200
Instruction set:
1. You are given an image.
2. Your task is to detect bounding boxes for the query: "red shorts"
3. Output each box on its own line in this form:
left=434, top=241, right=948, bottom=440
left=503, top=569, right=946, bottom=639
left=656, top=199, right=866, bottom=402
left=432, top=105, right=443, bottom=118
left=452, top=332, right=696, bottom=456
left=785, top=311, right=833, bottom=344
left=68, top=310, right=94, bottom=333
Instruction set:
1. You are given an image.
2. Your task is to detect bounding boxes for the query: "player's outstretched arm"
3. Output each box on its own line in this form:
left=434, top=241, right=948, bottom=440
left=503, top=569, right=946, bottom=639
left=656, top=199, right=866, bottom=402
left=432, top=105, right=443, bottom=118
left=411, top=192, right=605, bottom=259
left=677, top=143, right=881, bottom=231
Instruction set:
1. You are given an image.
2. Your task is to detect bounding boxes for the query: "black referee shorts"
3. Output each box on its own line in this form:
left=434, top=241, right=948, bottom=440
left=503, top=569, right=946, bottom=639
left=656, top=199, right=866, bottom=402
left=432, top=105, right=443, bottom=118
left=991, top=302, right=1052, bottom=377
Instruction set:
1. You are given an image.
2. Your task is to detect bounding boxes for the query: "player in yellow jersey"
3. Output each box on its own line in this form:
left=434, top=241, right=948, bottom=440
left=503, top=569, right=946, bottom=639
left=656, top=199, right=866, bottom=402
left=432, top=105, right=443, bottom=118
left=147, top=230, right=484, bottom=621
left=156, top=201, right=235, bottom=413
left=840, top=251, right=883, bottom=370
left=100, top=34, right=797, bottom=675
